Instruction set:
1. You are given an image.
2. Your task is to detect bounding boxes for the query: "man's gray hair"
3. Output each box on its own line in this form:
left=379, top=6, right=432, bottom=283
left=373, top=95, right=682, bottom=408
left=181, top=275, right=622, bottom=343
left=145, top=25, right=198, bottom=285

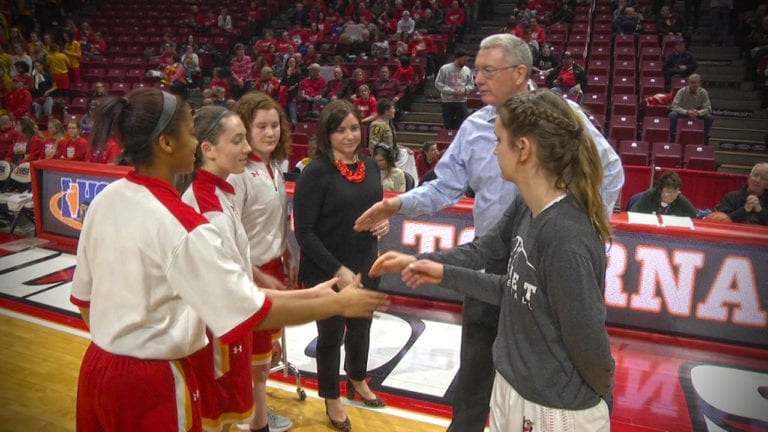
left=479, top=33, right=533, bottom=79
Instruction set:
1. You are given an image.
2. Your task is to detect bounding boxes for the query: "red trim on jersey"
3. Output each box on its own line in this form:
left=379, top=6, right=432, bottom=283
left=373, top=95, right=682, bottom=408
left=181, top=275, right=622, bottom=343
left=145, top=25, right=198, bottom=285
left=70, top=294, right=90, bottom=308
left=219, top=296, right=273, bottom=345
left=126, top=171, right=208, bottom=232
left=191, top=169, right=234, bottom=214
left=248, top=153, right=275, bottom=181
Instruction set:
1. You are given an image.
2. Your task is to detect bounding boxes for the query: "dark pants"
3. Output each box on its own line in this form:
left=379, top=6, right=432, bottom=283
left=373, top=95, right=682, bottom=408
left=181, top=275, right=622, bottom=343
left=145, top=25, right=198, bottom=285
left=315, top=315, right=372, bottom=399
left=710, top=6, right=731, bottom=46
left=447, top=297, right=500, bottom=432
left=669, top=111, right=715, bottom=140
left=684, top=0, right=701, bottom=31
left=442, top=101, right=469, bottom=130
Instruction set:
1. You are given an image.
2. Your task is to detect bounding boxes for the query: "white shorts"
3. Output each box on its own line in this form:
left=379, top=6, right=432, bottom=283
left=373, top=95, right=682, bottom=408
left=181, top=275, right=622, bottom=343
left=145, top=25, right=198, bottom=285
left=489, top=371, right=610, bottom=432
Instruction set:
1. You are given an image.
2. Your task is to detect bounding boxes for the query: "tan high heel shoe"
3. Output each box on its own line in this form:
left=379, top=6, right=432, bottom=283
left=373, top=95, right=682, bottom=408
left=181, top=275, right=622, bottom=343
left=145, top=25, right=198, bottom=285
left=346, top=378, right=386, bottom=408
left=325, top=399, right=352, bottom=432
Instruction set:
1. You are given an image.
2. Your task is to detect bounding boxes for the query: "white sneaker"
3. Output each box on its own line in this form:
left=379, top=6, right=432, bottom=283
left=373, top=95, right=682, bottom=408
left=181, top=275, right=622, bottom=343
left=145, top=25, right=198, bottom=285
left=267, top=409, right=293, bottom=432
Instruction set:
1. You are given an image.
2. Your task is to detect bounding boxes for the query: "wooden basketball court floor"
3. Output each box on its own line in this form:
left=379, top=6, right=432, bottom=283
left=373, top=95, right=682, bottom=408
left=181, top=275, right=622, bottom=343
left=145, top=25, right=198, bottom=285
left=1, top=237, right=767, bottom=431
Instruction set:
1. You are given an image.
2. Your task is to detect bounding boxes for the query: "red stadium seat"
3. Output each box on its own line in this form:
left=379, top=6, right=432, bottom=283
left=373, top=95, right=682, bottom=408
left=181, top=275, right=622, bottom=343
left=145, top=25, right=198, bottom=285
left=67, top=97, right=88, bottom=115
left=588, top=59, right=610, bottom=76
left=614, top=34, right=635, bottom=49
left=640, top=47, right=662, bottom=63
left=619, top=140, right=649, bottom=165
left=614, top=47, right=635, bottom=61
left=613, top=76, right=636, bottom=96
left=643, top=117, right=671, bottom=144
left=590, top=46, right=610, bottom=61
left=675, top=118, right=706, bottom=145
left=652, top=142, right=682, bottom=167
left=435, top=128, right=457, bottom=151
left=684, top=144, right=716, bottom=171
left=609, top=115, right=637, bottom=142
left=612, top=94, right=638, bottom=116
left=640, top=76, right=665, bottom=98
left=587, top=74, right=609, bottom=95
left=582, top=92, right=607, bottom=116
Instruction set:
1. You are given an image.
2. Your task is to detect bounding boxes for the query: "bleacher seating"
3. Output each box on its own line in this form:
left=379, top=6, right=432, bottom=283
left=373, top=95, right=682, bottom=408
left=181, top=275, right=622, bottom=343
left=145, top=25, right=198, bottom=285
left=684, top=144, right=716, bottom=171
left=619, top=141, right=650, bottom=166
left=652, top=142, right=683, bottom=168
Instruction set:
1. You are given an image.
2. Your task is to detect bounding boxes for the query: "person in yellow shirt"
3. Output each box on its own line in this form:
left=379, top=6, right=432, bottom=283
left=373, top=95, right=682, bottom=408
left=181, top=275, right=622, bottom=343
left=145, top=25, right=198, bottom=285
left=46, top=43, right=70, bottom=95
left=63, top=31, right=82, bottom=84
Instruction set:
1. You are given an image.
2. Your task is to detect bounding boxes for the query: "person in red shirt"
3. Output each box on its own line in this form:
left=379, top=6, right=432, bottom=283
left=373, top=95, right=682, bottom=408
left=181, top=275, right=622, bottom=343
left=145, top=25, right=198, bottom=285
left=299, top=63, right=328, bottom=112
left=86, top=137, right=121, bottom=164
left=415, top=140, right=440, bottom=182
left=392, top=56, right=418, bottom=111
left=444, top=0, right=466, bottom=41
left=5, top=76, right=32, bottom=120
left=353, top=84, right=377, bottom=123
left=11, top=117, right=45, bottom=164
left=545, top=51, right=587, bottom=103
left=254, top=66, right=281, bottom=100
left=209, top=67, right=232, bottom=99
left=54, top=120, right=88, bottom=161
left=0, top=114, right=24, bottom=162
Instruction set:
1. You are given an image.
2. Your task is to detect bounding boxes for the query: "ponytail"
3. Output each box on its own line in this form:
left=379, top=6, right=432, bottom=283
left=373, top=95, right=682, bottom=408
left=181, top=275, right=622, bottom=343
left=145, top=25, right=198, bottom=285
left=497, top=89, right=611, bottom=242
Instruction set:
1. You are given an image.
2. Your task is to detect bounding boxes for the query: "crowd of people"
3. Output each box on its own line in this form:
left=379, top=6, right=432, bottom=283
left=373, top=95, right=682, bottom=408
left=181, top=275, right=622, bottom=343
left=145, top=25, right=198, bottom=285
left=1, top=1, right=767, bottom=432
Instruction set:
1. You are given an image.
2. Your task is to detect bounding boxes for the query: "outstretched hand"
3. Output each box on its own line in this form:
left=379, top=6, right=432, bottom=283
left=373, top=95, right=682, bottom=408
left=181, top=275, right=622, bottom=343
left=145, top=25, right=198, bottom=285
left=401, top=259, right=444, bottom=288
left=337, top=274, right=390, bottom=318
left=369, top=251, right=416, bottom=277
left=354, top=197, right=401, bottom=232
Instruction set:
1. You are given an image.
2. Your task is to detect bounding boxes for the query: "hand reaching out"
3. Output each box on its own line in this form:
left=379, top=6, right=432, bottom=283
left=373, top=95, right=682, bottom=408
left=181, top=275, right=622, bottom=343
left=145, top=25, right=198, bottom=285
left=369, top=251, right=416, bottom=277
left=401, top=259, right=444, bottom=288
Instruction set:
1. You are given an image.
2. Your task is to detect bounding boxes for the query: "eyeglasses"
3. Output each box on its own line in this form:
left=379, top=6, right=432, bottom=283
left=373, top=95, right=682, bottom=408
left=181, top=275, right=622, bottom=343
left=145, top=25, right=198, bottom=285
left=472, top=64, right=522, bottom=79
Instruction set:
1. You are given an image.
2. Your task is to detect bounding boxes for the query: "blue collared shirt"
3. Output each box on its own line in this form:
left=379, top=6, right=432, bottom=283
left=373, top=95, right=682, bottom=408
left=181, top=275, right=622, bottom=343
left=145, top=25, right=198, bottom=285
left=399, top=105, right=517, bottom=236
left=399, top=101, right=624, bottom=235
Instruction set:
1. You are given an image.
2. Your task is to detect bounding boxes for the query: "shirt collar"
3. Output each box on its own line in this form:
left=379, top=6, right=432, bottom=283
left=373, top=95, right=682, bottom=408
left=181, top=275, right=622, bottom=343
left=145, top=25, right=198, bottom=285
left=195, top=168, right=235, bottom=194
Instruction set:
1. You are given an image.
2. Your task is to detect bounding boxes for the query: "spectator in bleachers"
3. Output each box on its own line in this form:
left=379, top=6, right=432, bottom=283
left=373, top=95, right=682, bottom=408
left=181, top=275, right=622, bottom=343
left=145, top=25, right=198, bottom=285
left=163, top=55, right=188, bottom=100
left=79, top=102, right=96, bottom=135
left=0, top=114, right=23, bottom=161
left=368, top=98, right=397, bottom=152
left=532, top=42, right=559, bottom=75
left=10, top=43, right=31, bottom=77
left=499, top=15, right=522, bottom=36
left=546, top=51, right=586, bottom=103
left=54, top=120, right=87, bottom=161
left=160, top=33, right=177, bottom=54
left=374, top=144, right=406, bottom=192
left=371, top=66, right=403, bottom=114
left=86, top=137, right=121, bottom=165
left=276, top=31, right=297, bottom=55
left=629, top=171, right=698, bottom=217
left=299, top=63, right=328, bottom=113
left=529, top=17, right=546, bottom=42
left=444, top=0, right=466, bottom=42
left=416, top=8, right=441, bottom=33
left=31, top=60, right=55, bottom=120
left=87, top=32, right=107, bottom=57
left=254, top=29, right=277, bottom=56
left=427, top=0, right=445, bottom=23
left=46, top=43, right=70, bottom=96
left=181, top=45, right=201, bottom=88
left=217, top=8, right=234, bottom=33
left=415, top=141, right=440, bottom=182
left=0, top=64, right=13, bottom=100
left=392, top=56, right=417, bottom=111
left=523, top=27, right=540, bottom=59
left=613, top=7, right=642, bottom=35
left=322, top=66, right=353, bottom=101
left=9, top=28, right=26, bottom=49
left=230, top=43, right=254, bottom=99
left=13, top=60, right=32, bottom=90
left=291, top=1, right=310, bottom=27
left=77, top=22, right=96, bottom=46
left=42, top=33, right=54, bottom=55
left=282, top=56, right=303, bottom=125
left=435, top=49, right=473, bottom=129
left=668, top=73, right=713, bottom=142
left=158, top=43, right=177, bottom=69
left=62, top=30, right=82, bottom=84
left=657, top=6, right=688, bottom=40
left=713, top=162, right=768, bottom=224
left=396, top=11, right=416, bottom=38
left=189, top=5, right=212, bottom=33
left=44, top=118, right=65, bottom=159
left=349, top=67, right=367, bottom=98
left=5, top=75, right=32, bottom=120
left=209, top=67, right=232, bottom=100
left=87, top=82, right=109, bottom=108
left=663, top=37, right=697, bottom=86
left=353, top=84, right=378, bottom=123
left=371, top=31, right=391, bottom=59
left=546, top=0, right=574, bottom=24
left=255, top=66, right=281, bottom=100
left=0, top=45, right=12, bottom=76
left=13, top=117, right=46, bottom=164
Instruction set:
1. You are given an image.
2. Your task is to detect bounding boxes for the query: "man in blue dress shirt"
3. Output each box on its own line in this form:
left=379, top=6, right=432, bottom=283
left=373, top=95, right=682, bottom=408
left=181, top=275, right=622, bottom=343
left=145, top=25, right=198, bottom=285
left=355, top=33, right=624, bottom=431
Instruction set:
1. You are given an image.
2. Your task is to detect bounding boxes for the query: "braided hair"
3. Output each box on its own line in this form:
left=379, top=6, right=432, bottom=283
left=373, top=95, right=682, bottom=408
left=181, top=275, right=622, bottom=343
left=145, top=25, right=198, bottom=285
left=497, top=89, right=611, bottom=242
